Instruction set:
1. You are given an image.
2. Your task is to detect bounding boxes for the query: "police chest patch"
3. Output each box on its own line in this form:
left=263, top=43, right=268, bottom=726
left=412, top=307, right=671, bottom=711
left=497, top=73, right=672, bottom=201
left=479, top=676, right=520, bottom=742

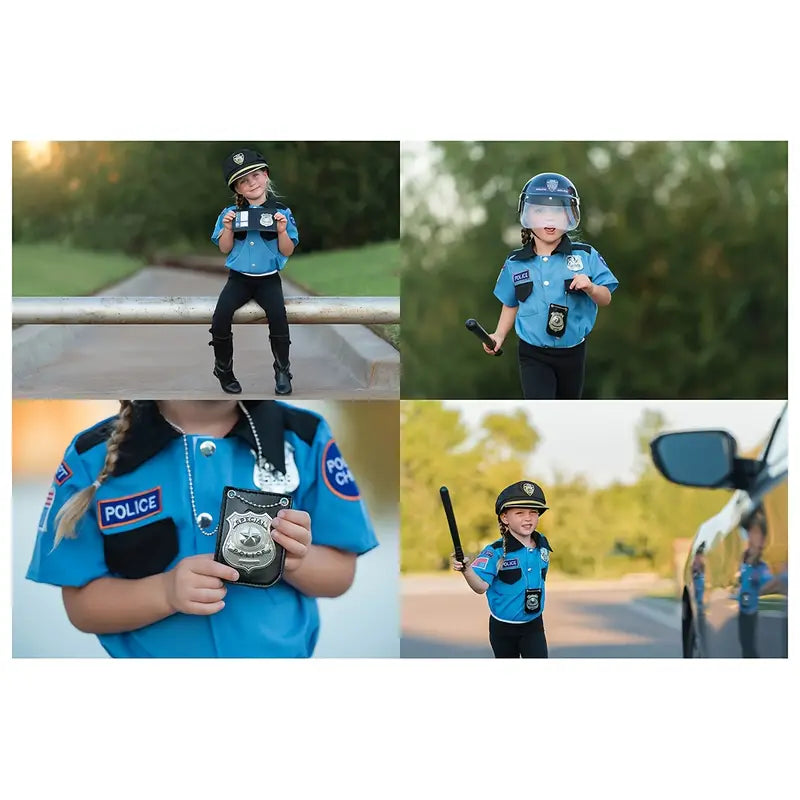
left=541, top=549, right=550, bottom=564
left=513, top=270, right=530, bottom=284
left=471, top=556, right=490, bottom=570
left=97, top=487, right=162, bottom=530
left=322, top=440, right=360, bottom=500
left=38, top=486, right=55, bottom=532
left=54, top=461, right=73, bottom=486
left=566, top=255, right=584, bottom=271
left=502, top=558, right=519, bottom=568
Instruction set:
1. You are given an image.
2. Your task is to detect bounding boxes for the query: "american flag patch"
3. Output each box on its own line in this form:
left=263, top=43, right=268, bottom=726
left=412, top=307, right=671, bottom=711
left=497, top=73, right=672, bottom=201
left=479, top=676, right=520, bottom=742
left=472, top=556, right=490, bottom=570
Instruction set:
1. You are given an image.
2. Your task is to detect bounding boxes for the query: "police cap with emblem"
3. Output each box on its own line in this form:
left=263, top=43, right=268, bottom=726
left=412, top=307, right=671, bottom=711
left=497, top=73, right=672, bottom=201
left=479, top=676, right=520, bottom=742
left=495, top=481, right=549, bottom=516
left=223, top=148, right=270, bottom=188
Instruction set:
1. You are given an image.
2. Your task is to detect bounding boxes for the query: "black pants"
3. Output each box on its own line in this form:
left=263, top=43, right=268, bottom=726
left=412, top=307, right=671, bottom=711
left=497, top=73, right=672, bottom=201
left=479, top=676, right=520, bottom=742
left=489, top=615, right=548, bottom=658
left=518, top=339, right=586, bottom=399
left=211, top=271, right=289, bottom=338
left=738, top=612, right=759, bottom=658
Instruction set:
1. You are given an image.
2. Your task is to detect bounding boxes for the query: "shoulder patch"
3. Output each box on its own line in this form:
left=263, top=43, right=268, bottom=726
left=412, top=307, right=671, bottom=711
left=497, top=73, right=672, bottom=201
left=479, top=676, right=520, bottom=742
left=471, top=556, right=490, bottom=570
left=75, top=419, right=116, bottom=455
left=97, top=487, right=162, bottom=530
left=321, top=439, right=360, bottom=500
left=281, top=406, right=322, bottom=446
left=570, top=242, right=592, bottom=253
left=54, top=461, right=73, bottom=486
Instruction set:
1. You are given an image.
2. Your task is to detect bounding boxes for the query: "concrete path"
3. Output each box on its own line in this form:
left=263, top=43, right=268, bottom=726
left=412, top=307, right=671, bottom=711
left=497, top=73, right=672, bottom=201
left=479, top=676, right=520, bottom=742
left=401, top=574, right=681, bottom=658
left=13, top=267, right=399, bottom=399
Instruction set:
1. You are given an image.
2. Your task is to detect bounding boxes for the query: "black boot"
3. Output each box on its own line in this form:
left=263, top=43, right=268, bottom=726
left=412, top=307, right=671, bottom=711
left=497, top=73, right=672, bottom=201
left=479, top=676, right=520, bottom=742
left=269, top=333, right=293, bottom=395
left=209, top=330, right=242, bottom=394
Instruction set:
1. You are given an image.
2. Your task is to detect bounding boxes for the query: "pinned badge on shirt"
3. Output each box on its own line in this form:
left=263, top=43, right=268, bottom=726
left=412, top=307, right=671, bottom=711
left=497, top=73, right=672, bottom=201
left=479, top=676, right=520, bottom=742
left=540, top=549, right=550, bottom=564
left=566, top=255, right=584, bottom=271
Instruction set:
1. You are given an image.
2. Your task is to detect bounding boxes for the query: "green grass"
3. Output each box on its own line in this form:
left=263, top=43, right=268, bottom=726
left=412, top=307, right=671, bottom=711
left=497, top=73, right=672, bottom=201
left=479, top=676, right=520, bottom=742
left=13, top=243, right=146, bottom=296
left=287, top=241, right=400, bottom=349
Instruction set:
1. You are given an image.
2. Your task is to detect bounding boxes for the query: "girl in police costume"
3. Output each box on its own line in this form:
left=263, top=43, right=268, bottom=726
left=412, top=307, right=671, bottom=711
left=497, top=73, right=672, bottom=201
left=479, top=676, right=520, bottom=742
left=27, top=399, right=377, bottom=658
left=451, top=480, right=553, bottom=658
left=484, top=172, right=619, bottom=399
left=209, top=148, right=300, bottom=396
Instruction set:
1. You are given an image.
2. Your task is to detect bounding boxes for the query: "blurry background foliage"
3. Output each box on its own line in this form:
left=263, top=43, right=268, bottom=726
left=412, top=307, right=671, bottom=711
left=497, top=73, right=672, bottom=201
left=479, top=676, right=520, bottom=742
left=401, top=401, right=727, bottom=577
left=12, top=141, right=399, bottom=256
left=401, top=141, right=787, bottom=399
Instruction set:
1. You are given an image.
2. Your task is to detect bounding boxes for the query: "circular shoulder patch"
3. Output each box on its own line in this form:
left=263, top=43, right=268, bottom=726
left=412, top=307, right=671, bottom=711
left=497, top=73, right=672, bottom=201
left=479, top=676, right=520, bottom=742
left=321, top=439, right=360, bottom=500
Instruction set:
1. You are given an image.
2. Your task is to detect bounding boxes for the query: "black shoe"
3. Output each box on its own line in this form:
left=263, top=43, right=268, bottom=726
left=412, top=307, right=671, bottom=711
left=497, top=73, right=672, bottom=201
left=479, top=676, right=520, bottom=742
left=214, top=362, right=242, bottom=394
left=269, top=333, right=292, bottom=395
left=209, top=331, right=242, bottom=394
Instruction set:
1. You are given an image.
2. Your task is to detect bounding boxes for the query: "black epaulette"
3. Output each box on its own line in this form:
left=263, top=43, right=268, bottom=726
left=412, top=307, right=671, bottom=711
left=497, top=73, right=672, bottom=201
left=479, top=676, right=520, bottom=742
left=490, top=538, right=505, bottom=550
left=536, top=532, right=554, bottom=552
left=508, top=243, right=535, bottom=261
left=570, top=242, right=592, bottom=253
left=75, top=418, right=116, bottom=454
left=280, top=405, right=322, bottom=446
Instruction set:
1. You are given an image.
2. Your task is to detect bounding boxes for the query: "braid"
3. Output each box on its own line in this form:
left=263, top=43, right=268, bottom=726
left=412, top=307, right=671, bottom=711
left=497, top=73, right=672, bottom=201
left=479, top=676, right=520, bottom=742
left=53, top=401, right=134, bottom=548
left=521, top=228, right=533, bottom=247
left=497, top=516, right=509, bottom=560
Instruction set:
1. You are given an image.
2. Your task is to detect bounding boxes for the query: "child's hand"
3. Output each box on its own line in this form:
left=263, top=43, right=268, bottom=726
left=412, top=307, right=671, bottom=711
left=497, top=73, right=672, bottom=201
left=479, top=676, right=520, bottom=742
left=483, top=332, right=504, bottom=355
left=164, top=554, right=239, bottom=616
left=222, top=210, right=236, bottom=231
left=451, top=553, right=472, bottom=571
left=570, top=274, right=593, bottom=293
left=271, top=508, right=312, bottom=573
left=274, top=212, right=288, bottom=233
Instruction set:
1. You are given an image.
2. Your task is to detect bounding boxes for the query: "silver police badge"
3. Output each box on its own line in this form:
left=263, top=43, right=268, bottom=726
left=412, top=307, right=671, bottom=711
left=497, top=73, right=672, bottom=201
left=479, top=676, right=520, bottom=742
left=549, top=309, right=565, bottom=332
left=221, top=511, right=276, bottom=573
left=253, top=442, right=300, bottom=493
left=523, top=483, right=534, bottom=496
left=260, top=213, right=274, bottom=227
left=541, top=549, right=550, bottom=564
left=546, top=179, right=559, bottom=191
left=566, top=254, right=584, bottom=271
left=233, top=152, right=245, bottom=165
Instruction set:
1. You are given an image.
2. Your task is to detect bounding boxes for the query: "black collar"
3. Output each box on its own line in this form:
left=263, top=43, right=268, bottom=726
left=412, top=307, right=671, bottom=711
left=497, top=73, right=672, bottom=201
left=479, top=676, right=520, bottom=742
left=112, top=400, right=286, bottom=477
left=502, top=531, right=551, bottom=552
left=509, top=235, right=573, bottom=261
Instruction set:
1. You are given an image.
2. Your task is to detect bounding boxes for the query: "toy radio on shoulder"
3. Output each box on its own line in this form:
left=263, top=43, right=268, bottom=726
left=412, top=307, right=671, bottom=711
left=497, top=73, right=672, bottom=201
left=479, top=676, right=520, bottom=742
left=233, top=209, right=278, bottom=233
left=214, top=487, right=292, bottom=588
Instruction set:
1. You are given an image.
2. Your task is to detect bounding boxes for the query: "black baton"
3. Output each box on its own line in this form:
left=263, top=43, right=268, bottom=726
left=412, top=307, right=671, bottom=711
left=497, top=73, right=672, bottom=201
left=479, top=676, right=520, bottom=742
left=439, top=486, right=465, bottom=565
left=465, top=318, right=503, bottom=356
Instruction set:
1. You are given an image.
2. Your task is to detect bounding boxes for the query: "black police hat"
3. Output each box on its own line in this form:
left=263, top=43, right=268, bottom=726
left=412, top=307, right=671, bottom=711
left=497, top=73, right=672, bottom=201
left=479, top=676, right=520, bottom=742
left=495, top=481, right=549, bottom=516
left=223, top=148, right=270, bottom=188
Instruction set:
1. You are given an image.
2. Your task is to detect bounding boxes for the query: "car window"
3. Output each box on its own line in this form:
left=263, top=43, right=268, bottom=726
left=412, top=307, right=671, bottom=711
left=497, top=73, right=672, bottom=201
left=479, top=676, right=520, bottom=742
left=760, top=406, right=787, bottom=477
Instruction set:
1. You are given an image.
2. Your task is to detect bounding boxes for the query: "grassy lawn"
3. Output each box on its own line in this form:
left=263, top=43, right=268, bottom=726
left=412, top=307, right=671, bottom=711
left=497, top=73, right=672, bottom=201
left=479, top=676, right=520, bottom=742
left=288, top=240, right=400, bottom=349
left=13, top=243, right=146, bottom=296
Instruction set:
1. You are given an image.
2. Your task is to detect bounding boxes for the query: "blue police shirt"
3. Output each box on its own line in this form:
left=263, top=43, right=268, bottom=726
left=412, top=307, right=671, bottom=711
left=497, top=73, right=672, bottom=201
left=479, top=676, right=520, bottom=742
left=27, top=401, right=377, bottom=658
left=470, top=532, right=553, bottom=622
left=738, top=560, right=772, bottom=615
left=211, top=197, right=299, bottom=276
left=493, top=237, right=619, bottom=348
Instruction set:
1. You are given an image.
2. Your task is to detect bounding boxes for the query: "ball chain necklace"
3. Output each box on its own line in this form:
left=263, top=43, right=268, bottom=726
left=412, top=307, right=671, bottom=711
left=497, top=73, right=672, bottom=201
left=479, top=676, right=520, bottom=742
left=162, top=401, right=288, bottom=536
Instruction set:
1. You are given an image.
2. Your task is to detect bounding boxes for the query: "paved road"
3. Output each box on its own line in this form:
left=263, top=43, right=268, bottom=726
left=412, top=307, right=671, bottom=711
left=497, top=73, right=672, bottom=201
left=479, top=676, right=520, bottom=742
left=13, top=267, right=398, bottom=399
left=401, top=575, right=681, bottom=658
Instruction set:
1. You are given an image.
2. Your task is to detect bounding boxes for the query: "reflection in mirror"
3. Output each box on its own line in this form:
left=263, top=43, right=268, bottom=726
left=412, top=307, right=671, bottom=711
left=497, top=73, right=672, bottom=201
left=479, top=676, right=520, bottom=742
left=651, top=430, right=735, bottom=488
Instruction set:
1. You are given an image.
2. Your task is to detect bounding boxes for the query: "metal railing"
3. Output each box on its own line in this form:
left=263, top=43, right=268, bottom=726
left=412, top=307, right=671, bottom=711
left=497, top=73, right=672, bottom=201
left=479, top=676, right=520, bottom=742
left=12, top=296, right=400, bottom=325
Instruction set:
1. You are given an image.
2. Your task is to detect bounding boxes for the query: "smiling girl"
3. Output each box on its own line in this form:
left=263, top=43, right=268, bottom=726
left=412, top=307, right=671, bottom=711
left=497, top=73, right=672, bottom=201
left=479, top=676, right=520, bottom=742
left=451, top=480, right=553, bottom=658
left=209, top=148, right=300, bottom=395
left=485, top=172, right=619, bottom=399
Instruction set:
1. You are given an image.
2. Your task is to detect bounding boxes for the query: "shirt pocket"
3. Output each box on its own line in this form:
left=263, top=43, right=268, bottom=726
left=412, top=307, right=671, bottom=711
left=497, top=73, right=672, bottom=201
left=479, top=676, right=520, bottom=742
left=102, top=517, right=179, bottom=579
left=496, top=567, right=522, bottom=586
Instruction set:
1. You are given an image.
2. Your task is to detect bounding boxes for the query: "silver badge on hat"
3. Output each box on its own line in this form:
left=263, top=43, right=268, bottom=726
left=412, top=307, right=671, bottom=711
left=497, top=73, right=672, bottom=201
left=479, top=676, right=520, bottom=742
left=233, top=152, right=245, bottom=165
left=221, top=511, right=276, bottom=573
left=549, top=310, right=565, bottom=332
left=546, top=179, right=559, bottom=191
left=260, top=213, right=274, bottom=227
left=523, top=483, right=534, bottom=496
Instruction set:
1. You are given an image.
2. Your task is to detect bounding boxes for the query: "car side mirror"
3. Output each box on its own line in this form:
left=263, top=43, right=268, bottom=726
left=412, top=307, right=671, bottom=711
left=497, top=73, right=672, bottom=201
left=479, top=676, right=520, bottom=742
left=650, top=430, right=759, bottom=490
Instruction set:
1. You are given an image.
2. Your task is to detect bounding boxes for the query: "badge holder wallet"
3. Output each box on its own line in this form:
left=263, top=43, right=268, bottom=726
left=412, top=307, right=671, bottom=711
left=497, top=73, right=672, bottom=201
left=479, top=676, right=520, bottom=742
left=214, top=486, right=292, bottom=588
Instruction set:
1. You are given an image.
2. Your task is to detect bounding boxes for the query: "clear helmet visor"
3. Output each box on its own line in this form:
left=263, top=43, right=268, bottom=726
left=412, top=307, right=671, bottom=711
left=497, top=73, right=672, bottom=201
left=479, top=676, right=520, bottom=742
left=520, top=197, right=580, bottom=232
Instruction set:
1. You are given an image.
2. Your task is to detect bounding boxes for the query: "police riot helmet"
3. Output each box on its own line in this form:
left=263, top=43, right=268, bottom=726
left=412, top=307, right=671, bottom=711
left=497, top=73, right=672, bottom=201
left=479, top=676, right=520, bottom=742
left=495, top=481, right=549, bottom=516
left=223, top=148, right=270, bottom=188
left=517, top=173, right=580, bottom=232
